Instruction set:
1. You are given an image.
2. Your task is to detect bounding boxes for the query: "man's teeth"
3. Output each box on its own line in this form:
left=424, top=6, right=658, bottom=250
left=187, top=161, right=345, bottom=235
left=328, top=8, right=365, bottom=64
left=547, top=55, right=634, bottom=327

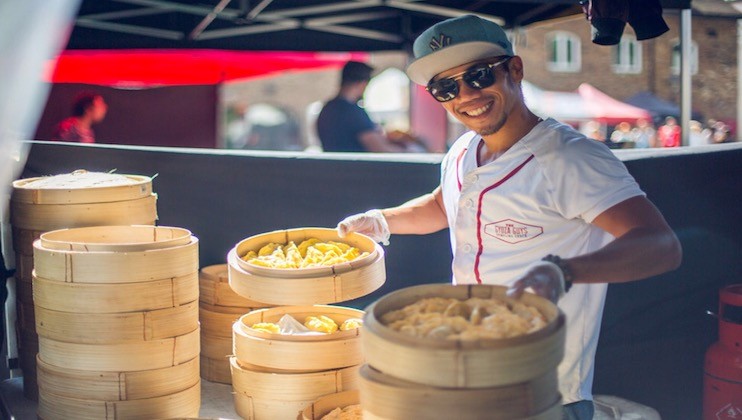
left=465, top=103, right=491, bottom=117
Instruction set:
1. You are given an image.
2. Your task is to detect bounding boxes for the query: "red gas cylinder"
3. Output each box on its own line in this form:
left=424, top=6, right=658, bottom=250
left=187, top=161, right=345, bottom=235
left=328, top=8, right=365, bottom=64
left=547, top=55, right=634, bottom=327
left=703, top=284, right=742, bottom=420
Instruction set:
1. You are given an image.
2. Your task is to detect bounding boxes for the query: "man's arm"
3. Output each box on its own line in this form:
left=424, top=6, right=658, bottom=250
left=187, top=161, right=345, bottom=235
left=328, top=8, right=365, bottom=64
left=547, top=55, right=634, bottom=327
left=382, top=186, right=449, bottom=235
left=566, top=195, right=682, bottom=284
left=358, top=129, right=408, bottom=152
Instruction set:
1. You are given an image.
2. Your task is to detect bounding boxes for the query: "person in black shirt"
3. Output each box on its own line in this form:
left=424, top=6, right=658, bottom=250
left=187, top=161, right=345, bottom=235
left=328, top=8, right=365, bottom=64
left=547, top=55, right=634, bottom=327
left=316, top=61, right=407, bottom=152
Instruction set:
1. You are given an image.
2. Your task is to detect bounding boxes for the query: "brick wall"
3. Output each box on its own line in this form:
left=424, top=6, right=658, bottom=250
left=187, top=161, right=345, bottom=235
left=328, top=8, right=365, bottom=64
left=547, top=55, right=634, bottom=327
left=517, top=13, right=738, bottom=123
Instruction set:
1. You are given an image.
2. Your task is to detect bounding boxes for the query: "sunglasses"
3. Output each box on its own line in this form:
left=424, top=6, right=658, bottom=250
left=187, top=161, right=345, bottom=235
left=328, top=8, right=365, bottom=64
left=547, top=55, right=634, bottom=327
left=426, top=57, right=512, bottom=103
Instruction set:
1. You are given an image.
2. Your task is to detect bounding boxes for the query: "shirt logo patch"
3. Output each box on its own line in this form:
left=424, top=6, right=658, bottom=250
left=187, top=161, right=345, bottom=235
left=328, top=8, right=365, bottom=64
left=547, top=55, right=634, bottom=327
left=484, top=219, right=543, bottom=244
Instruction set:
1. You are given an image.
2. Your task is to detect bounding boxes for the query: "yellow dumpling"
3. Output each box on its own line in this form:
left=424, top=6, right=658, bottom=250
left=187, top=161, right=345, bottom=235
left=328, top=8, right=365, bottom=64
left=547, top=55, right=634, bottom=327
left=340, top=318, right=363, bottom=331
left=251, top=322, right=280, bottom=334
left=305, top=315, right=339, bottom=333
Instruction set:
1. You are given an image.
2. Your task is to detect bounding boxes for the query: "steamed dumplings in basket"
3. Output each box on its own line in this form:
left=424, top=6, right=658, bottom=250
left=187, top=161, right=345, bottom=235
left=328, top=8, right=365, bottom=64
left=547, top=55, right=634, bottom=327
left=242, top=238, right=368, bottom=269
left=381, top=297, right=547, bottom=340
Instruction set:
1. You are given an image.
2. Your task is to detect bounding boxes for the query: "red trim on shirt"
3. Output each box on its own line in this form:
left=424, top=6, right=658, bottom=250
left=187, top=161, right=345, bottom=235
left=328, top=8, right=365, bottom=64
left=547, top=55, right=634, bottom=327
left=455, top=147, right=468, bottom=191
left=473, top=154, right=535, bottom=284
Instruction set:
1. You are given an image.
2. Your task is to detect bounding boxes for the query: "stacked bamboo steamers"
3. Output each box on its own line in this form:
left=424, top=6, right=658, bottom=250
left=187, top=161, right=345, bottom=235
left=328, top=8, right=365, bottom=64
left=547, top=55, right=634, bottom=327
left=10, top=171, right=202, bottom=419
left=360, top=284, right=566, bottom=420
left=227, top=227, right=386, bottom=419
left=10, top=170, right=157, bottom=401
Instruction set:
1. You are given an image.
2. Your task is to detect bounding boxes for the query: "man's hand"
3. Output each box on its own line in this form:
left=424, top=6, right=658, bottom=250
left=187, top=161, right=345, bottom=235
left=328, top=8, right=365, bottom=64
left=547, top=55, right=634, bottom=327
left=337, top=209, right=390, bottom=245
left=506, top=261, right=566, bottom=304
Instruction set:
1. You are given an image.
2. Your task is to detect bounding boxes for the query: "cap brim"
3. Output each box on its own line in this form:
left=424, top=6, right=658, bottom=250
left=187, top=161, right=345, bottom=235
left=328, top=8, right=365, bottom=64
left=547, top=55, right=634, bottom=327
left=406, top=42, right=510, bottom=85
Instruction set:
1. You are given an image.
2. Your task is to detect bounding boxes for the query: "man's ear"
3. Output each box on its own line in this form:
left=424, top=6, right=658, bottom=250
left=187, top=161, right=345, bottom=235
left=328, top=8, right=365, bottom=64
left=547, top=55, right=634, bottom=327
left=507, top=56, right=525, bottom=83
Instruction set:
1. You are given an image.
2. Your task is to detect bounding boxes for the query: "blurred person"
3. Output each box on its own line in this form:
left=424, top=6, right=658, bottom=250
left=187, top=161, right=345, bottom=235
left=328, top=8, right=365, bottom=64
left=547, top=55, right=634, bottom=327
left=316, top=61, right=408, bottom=152
left=710, top=119, right=731, bottom=144
left=630, top=118, right=656, bottom=148
left=51, top=91, right=107, bottom=143
left=657, top=116, right=680, bottom=148
left=610, top=121, right=634, bottom=148
left=335, top=15, right=681, bottom=420
left=688, top=120, right=710, bottom=147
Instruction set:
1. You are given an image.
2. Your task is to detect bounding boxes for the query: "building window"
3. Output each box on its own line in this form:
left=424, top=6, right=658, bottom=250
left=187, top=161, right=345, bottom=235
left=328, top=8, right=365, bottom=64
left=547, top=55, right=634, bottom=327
left=546, top=31, right=581, bottom=72
left=612, top=35, right=642, bottom=74
left=671, top=40, right=698, bottom=75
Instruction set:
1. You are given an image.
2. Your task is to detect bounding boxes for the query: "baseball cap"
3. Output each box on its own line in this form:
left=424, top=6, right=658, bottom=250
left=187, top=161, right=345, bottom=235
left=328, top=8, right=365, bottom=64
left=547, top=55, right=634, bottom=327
left=406, top=15, right=514, bottom=85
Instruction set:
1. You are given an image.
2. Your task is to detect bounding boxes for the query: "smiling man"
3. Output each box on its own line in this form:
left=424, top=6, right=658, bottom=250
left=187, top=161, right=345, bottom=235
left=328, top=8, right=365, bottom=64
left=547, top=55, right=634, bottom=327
left=336, top=15, right=681, bottom=419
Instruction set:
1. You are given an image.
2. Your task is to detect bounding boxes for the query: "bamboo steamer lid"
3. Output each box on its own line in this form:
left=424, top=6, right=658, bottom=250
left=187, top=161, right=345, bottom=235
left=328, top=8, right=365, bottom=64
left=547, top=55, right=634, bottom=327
left=301, top=390, right=360, bottom=420
left=38, top=381, right=201, bottom=420
left=36, top=355, right=200, bottom=400
left=199, top=303, right=249, bottom=338
left=11, top=194, right=157, bottom=232
left=11, top=170, right=153, bottom=205
left=33, top=227, right=198, bottom=284
left=231, top=358, right=360, bottom=420
left=35, top=301, right=199, bottom=344
left=33, top=273, right=199, bottom=313
left=358, top=364, right=561, bottom=420
left=38, top=328, right=200, bottom=372
left=200, top=264, right=270, bottom=308
left=227, top=228, right=385, bottom=305
left=233, top=305, right=364, bottom=371
left=362, top=284, right=565, bottom=388
left=200, top=355, right=232, bottom=384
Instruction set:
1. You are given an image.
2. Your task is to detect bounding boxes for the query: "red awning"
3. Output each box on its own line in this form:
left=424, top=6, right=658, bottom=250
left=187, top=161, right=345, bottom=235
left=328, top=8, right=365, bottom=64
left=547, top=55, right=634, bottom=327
left=44, top=50, right=368, bottom=87
left=577, top=83, right=652, bottom=125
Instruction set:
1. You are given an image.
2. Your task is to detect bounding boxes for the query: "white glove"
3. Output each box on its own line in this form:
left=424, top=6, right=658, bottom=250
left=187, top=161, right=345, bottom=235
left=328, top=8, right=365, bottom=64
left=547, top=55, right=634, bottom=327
left=506, top=261, right=565, bottom=304
left=337, top=209, right=390, bottom=245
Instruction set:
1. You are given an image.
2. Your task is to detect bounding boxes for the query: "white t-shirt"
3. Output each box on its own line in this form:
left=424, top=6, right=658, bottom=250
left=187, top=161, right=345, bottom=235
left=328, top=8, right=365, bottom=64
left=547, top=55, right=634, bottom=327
left=440, top=118, right=645, bottom=404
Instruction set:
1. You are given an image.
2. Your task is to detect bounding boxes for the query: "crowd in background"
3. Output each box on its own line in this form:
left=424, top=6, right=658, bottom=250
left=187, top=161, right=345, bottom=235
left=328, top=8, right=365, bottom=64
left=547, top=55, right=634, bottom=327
left=583, top=117, right=733, bottom=149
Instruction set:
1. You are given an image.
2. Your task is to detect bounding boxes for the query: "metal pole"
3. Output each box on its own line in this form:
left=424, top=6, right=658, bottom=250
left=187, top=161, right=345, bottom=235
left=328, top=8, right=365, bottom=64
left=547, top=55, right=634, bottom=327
left=680, top=8, right=692, bottom=146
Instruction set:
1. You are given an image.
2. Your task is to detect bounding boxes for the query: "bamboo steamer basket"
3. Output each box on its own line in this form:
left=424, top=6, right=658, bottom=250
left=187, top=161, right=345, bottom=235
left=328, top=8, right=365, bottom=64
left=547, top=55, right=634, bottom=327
left=200, top=303, right=249, bottom=338
left=15, top=252, right=34, bottom=282
left=200, top=264, right=270, bottom=308
left=33, top=272, right=199, bottom=313
left=12, top=227, right=42, bottom=258
left=36, top=355, right=200, bottom=400
left=231, top=358, right=360, bottom=420
left=200, top=333, right=232, bottom=360
left=362, top=284, right=565, bottom=388
left=33, top=227, right=198, bottom=284
left=38, top=328, right=200, bottom=372
left=35, top=301, right=199, bottom=344
left=233, top=305, right=364, bottom=371
left=17, top=300, right=36, bottom=330
left=11, top=194, right=158, bottom=232
left=39, top=225, right=191, bottom=252
left=38, top=381, right=201, bottom=420
left=301, top=390, right=360, bottom=420
left=227, top=228, right=385, bottom=305
left=200, top=355, right=232, bottom=384
left=359, top=364, right=561, bottom=420
left=16, top=276, right=34, bottom=305
left=11, top=171, right=153, bottom=205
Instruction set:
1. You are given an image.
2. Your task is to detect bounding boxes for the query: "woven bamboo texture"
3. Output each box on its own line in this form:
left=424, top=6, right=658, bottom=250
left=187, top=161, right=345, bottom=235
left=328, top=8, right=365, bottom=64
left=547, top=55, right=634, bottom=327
left=233, top=305, right=364, bottom=371
left=228, top=249, right=384, bottom=306
left=362, top=284, right=565, bottom=388
left=38, top=381, right=201, bottom=420
left=11, top=172, right=152, bottom=204
left=301, top=390, right=360, bottom=420
left=38, top=328, right=200, bottom=372
left=33, top=235, right=199, bottom=284
left=199, top=264, right=270, bottom=308
left=200, top=355, right=232, bottom=384
left=35, top=301, right=199, bottom=343
left=37, top=355, right=200, bottom=400
left=358, top=364, right=561, bottom=420
left=200, top=333, right=232, bottom=360
left=199, top=303, right=248, bottom=338
left=33, top=273, right=199, bottom=313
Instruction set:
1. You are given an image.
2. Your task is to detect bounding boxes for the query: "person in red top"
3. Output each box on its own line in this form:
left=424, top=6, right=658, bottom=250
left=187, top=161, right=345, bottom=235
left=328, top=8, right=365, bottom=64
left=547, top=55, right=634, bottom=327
left=51, top=92, right=108, bottom=143
left=657, top=116, right=681, bottom=147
